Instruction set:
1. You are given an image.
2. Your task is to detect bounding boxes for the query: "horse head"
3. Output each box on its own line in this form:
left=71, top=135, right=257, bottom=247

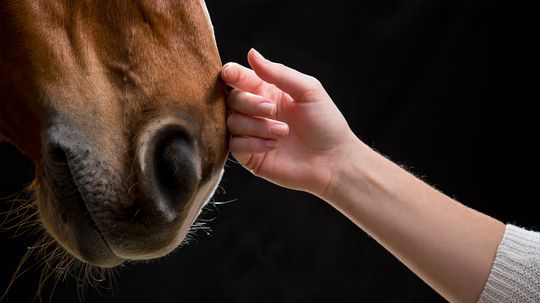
left=0, top=0, right=228, bottom=268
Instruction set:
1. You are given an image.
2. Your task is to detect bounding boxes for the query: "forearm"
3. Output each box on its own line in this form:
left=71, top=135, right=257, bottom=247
left=321, top=139, right=505, bottom=303
left=221, top=52, right=507, bottom=302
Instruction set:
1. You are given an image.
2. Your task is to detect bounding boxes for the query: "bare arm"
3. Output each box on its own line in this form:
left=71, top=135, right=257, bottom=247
left=323, top=139, right=504, bottom=303
left=223, top=49, right=505, bottom=303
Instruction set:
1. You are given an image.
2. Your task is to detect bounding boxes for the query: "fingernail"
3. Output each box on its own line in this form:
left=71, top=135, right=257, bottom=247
left=258, top=102, right=276, bottom=116
left=270, top=124, right=289, bottom=136
left=265, top=140, right=279, bottom=148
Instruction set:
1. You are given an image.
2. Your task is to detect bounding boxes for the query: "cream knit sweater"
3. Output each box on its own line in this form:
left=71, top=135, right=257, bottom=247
left=477, top=225, right=540, bottom=303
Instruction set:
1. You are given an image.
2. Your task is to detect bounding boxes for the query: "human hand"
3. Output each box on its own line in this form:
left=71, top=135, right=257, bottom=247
left=223, top=52, right=510, bottom=303
left=222, top=49, right=360, bottom=197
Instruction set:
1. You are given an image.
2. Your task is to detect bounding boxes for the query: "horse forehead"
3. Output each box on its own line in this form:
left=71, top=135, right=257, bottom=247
left=27, top=0, right=216, bottom=64
left=92, top=1, right=211, bottom=47
left=8, top=0, right=219, bottom=89
left=24, top=0, right=207, bottom=27
left=135, top=0, right=197, bottom=20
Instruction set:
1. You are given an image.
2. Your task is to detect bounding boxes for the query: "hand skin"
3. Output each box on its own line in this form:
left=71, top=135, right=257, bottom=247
left=222, top=49, right=505, bottom=303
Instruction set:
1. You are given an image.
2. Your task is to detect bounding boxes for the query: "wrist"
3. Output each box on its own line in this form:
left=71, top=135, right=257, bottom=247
left=318, top=136, right=372, bottom=203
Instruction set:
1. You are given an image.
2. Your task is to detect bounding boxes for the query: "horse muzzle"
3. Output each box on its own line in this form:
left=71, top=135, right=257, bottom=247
left=41, top=118, right=221, bottom=267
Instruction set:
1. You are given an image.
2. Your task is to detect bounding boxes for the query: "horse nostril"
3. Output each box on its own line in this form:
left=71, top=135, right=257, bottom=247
left=150, top=128, right=200, bottom=219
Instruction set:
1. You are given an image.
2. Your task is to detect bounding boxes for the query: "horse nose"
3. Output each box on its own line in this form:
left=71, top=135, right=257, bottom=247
left=140, top=124, right=201, bottom=222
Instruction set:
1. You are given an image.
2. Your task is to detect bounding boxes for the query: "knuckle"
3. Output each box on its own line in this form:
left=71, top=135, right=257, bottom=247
left=300, top=77, right=325, bottom=100
left=275, top=63, right=286, bottom=70
left=265, top=120, right=277, bottom=136
left=307, top=76, right=322, bottom=89
left=226, top=64, right=244, bottom=83
left=237, top=68, right=246, bottom=83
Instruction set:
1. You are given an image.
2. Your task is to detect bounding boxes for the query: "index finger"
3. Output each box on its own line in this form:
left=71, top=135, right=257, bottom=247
left=247, top=49, right=325, bottom=102
left=222, top=63, right=273, bottom=97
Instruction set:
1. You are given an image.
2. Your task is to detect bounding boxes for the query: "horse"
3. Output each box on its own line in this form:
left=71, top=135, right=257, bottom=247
left=0, top=0, right=228, bottom=278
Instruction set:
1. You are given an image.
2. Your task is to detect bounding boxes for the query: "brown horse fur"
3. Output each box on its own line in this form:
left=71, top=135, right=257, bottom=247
left=0, top=0, right=228, bottom=274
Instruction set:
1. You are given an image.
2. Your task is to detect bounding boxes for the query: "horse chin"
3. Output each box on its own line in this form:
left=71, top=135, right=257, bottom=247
left=37, top=167, right=224, bottom=267
left=36, top=173, right=125, bottom=268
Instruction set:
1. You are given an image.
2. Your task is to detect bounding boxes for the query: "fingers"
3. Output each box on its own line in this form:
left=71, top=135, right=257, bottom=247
left=229, top=137, right=274, bottom=175
left=222, top=62, right=269, bottom=95
left=247, top=49, right=324, bottom=101
left=222, top=49, right=325, bottom=102
left=227, top=90, right=276, bottom=117
left=227, top=112, right=289, bottom=139
left=230, top=137, right=279, bottom=155
left=227, top=112, right=288, bottom=165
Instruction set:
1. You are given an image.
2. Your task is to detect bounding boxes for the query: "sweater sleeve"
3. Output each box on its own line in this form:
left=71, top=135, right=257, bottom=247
left=477, top=224, right=540, bottom=303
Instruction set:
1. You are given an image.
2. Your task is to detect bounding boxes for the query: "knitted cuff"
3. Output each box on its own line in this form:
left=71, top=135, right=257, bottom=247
left=478, top=224, right=540, bottom=303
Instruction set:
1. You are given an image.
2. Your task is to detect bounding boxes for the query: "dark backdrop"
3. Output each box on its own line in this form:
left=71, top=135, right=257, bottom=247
left=1, top=0, right=538, bottom=302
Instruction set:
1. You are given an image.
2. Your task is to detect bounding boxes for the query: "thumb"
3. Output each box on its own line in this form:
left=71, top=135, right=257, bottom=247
left=247, top=48, right=324, bottom=102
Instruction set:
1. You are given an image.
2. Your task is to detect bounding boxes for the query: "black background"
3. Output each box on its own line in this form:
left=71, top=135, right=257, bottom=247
left=1, top=0, right=538, bottom=302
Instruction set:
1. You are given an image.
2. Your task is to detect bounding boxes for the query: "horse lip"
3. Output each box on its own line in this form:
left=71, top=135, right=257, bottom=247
left=76, top=193, right=123, bottom=264
left=44, top=144, right=124, bottom=267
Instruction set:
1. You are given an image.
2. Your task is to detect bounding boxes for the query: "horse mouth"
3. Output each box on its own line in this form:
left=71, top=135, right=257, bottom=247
left=39, top=117, right=226, bottom=268
left=45, top=145, right=124, bottom=268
